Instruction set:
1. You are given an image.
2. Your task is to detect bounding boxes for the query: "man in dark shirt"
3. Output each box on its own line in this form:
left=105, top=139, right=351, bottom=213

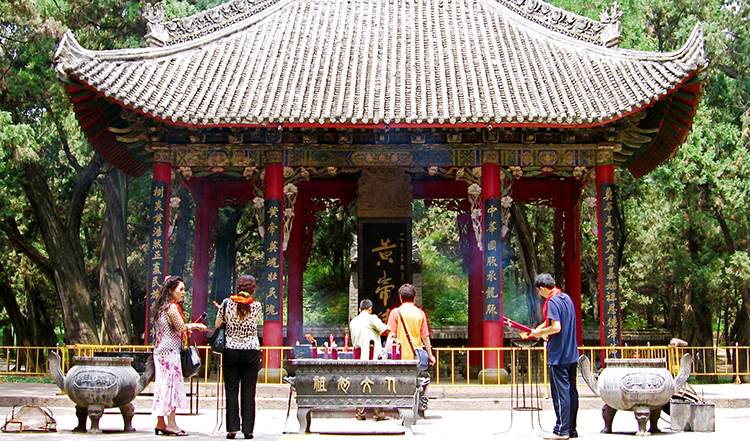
left=530, top=273, right=579, bottom=440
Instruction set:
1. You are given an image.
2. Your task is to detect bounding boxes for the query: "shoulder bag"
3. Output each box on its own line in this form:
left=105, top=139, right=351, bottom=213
left=181, top=317, right=202, bottom=378
left=209, top=301, right=227, bottom=354
left=181, top=340, right=202, bottom=379
left=397, top=312, right=430, bottom=371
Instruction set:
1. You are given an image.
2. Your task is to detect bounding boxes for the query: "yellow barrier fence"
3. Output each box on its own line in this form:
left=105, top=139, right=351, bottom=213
left=2, top=345, right=748, bottom=386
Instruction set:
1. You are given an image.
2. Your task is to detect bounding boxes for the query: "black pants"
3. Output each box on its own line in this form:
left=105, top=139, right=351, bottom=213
left=223, top=349, right=261, bottom=434
left=549, top=362, right=579, bottom=437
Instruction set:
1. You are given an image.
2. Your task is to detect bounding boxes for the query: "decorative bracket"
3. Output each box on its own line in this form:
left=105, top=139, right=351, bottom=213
left=450, top=167, right=483, bottom=251
left=282, top=167, right=311, bottom=251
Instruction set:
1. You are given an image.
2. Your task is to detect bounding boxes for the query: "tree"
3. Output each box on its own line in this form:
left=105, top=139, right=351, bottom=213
left=0, top=0, right=149, bottom=344
left=99, top=167, right=133, bottom=344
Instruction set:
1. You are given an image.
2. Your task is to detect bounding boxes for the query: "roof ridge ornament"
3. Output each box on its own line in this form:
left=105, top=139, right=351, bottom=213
left=155, top=0, right=277, bottom=46
left=599, top=1, right=624, bottom=48
left=144, top=2, right=169, bottom=47
left=498, top=0, right=606, bottom=46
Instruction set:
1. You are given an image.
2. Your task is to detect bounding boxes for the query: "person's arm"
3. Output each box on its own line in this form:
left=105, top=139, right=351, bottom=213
left=214, top=300, right=225, bottom=328
left=530, top=319, right=561, bottom=339
left=386, top=309, right=397, bottom=334
left=166, top=304, right=188, bottom=333
left=166, top=304, right=206, bottom=333
left=423, top=336, right=436, bottom=365
left=374, top=316, right=391, bottom=335
left=165, top=305, right=201, bottom=333
left=419, top=311, right=436, bottom=365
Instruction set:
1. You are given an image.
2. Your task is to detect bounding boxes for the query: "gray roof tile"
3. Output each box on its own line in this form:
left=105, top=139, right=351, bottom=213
left=55, top=0, right=707, bottom=129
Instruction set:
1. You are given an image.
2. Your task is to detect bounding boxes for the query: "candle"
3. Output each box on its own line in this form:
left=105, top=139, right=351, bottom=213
left=344, top=334, right=350, bottom=352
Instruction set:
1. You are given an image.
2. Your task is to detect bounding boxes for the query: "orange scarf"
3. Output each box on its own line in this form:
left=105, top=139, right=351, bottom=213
left=230, top=291, right=255, bottom=304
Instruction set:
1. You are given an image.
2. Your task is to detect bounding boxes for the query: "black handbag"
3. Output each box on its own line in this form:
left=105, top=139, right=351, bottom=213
left=181, top=342, right=202, bottom=378
left=209, top=302, right=226, bottom=354
left=209, top=326, right=226, bottom=354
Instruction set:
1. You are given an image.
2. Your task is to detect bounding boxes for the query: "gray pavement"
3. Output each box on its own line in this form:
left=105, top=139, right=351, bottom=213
left=0, top=383, right=747, bottom=440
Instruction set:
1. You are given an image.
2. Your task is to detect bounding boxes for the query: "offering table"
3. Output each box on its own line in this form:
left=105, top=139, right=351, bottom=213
left=285, top=359, right=425, bottom=434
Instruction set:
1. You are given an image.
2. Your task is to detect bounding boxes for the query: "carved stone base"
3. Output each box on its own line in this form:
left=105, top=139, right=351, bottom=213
left=479, top=368, right=510, bottom=385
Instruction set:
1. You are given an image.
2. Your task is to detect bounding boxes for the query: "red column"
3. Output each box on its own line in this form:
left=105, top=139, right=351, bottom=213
left=286, top=191, right=305, bottom=346
left=563, top=180, right=583, bottom=345
left=191, top=180, right=213, bottom=346
left=458, top=212, right=484, bottom=361
left=144, top=162, right=171, bottom=344
left=263, top=164, right=285, bottom=368
left=468, top=216, right=484, bottom=350
left=482, top=163, right=503, bottom=370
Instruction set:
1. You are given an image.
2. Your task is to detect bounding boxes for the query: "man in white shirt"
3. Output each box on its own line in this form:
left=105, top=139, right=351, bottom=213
left=349, top=299, right=391, bottom=421
left=350, top=299, right=391, bottom=360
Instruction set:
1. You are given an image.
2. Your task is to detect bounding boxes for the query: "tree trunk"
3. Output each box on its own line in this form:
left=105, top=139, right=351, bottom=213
left=24, top=277, right=58, bottom=347
left=211, top=206, right=243, bottom=302
left=0, top=263, right=57, bottom=348
left=21, top=161, right=99, bottom=344
left=0, top=265, right=32, bottom=347
left=681, top=224, right=715, bottom=379
left=169, top=185, right=193, bottom=278
left=99, top=168, right=133, bottom=344
left=511, top=204, right=543, bottom=324
left=730, top=300, right=750, bottom=381
left=553, top=207, right=564, bottom=288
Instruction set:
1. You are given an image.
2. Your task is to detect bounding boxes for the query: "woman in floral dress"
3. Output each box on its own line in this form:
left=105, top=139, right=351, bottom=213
left=151, top=276, right=207, bottom=436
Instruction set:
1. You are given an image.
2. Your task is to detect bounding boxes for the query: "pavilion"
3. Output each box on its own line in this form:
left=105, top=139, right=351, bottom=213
left=55, top=0, right=707, bottom=375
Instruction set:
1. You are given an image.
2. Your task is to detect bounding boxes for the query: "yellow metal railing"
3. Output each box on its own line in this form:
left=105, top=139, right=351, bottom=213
left=2, top=345, right=749, bottom=386
left=0, top=345, right=293, bottom=384
left=0, top=346, right=63, bottom=375
left=433, top=346, right=548, bottom=386
left=432, top=345, right=750, bottom=386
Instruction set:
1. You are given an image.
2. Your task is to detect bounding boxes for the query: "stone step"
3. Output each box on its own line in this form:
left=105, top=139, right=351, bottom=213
left=2, top=382, right=748, bottom=411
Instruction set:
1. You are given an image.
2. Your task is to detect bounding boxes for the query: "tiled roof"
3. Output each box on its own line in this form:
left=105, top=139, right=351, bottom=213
left=56, top=0, right=706, bottom=128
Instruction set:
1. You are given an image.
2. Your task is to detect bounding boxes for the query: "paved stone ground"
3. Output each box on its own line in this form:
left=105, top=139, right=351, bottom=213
left=0, top=383, right=747, bottom=440
left=1, top=405, right=748, bottom=440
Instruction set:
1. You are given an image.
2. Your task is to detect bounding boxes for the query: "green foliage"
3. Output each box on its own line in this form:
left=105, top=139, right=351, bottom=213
left=302, top=205, right=356, bottom=325
left=419, top=240, right=468, bottom=326
left=303, top=260, right=350, bottom=325
left=412, top=201, right=468, bottom=326
left=0, top=375, right=53, bottom=383
left=546, top=0, right=750, bottom=347
left=1, top=0, right=749, bottom=349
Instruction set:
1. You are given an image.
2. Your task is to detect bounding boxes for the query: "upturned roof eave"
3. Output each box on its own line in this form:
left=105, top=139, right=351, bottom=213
left=54, top=0, right=707, bottom=178
left=64, top=69, right=702, bottom=132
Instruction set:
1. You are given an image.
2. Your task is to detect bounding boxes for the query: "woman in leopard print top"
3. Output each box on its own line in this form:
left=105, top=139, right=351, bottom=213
left=151, top=276, right=207, bottom=436
left=215, top=275, right=262, bottom=439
